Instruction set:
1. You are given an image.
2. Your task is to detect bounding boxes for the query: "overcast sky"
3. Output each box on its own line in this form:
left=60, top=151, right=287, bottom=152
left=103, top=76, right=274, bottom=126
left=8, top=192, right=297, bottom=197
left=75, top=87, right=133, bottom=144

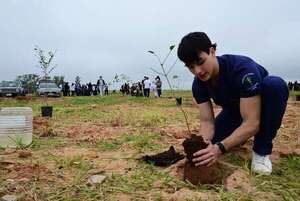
left=0, top=0, right=299, bottom=89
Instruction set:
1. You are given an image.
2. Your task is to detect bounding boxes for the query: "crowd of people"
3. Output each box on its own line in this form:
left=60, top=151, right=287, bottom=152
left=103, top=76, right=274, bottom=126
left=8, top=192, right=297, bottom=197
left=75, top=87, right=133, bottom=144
left=60, top=76, right=108, bottom=96
left=59, top=75, right=163, bottom=98
left=120, top=76, right=162, bottom=97
left=59, top=76, right=298, bottom=98
left=288, top=81, right=300, bottom=91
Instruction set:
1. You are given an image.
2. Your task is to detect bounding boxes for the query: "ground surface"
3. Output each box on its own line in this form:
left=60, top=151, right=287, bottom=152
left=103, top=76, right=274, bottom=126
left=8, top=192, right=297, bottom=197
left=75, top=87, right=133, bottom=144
left=0, top=91, right=299, bottom=201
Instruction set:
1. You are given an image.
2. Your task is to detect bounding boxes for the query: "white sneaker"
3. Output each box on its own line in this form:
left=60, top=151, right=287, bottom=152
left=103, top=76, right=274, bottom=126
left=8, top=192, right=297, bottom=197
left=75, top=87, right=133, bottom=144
left=251, top=151, right=272, bottom=175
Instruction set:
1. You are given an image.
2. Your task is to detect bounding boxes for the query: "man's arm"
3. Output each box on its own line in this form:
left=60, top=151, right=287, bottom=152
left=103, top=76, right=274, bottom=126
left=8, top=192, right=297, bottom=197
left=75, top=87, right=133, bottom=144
left=221, top=95, right=261, bottom=150
left=196, top=99, right=215, bottom=141
left=192, top=95, right=261, bottom=167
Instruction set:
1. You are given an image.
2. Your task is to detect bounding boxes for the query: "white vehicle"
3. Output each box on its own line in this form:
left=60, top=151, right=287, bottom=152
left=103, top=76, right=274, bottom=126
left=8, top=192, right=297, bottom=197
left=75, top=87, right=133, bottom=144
left=37, top=80, right=61, bottom=97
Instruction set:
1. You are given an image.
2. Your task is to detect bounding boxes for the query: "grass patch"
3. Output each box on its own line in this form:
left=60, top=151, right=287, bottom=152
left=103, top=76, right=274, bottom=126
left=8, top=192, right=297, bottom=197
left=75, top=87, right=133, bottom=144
left=224, top=153, right=247, bottom=167
left=254, top=154, right=300, bottom=200
left=50, top=155, right=93, bottom=173
left=139, top=112, right=168, bottom=127
left=102, top=163, right=177, bottom=198
left=97, top=141, right=121, bottom=151
left=64, top=96, right=126, bottom=106
left=0, top=91, right=298, bottom=200
left=96, top=132, right=164, bottom=153
left=29, top=136, right=68, bottom=150
left=289, top=90, right=300, bottom=96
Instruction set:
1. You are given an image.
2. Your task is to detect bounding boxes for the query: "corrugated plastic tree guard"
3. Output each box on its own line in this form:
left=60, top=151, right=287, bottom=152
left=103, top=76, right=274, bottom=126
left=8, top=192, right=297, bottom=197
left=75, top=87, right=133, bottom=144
left=0, top=107, right=32, bottom=148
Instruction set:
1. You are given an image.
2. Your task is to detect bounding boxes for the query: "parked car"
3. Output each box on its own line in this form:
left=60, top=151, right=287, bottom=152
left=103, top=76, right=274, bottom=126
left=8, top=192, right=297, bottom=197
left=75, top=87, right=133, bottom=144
left=37, top=81, right=61, bottom=97
left=0, top=81, right=26, bottom=97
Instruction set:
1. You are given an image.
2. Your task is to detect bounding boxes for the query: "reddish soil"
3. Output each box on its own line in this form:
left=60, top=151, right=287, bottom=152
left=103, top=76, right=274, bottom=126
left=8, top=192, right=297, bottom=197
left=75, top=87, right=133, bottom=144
left=115, top=193, right=131, bottom=201
left=156, top=127, right=192, bottom=139
left=54, top=147, right=98, bottom=159
left=225, top=169, right=255, bottom=193
left=0, top=161, right=52, bottom=182
left=33, top=117, right=57, bottom=137
left=166, top=188, right=217, bottom=201
left=181, top=134, right=220, bottom=184
left=1, top=98, right=299, bottom=200
left=18, top=150, right=32, bottom=158
left=182, top=134, right=207, bottom=164
left=33, top=116, right=50, bottom=130
left=183, top=162, right=218, bottom=184
left=15, top=96, right=34, bottom=101
left=63, top=123, right=136, bottom=143
left=93, top=151, right=135, bottom=175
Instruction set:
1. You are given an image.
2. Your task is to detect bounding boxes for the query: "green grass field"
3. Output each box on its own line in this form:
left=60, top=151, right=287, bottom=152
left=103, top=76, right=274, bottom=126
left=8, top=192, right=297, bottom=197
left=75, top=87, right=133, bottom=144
left=0, top=91, right=299, bottom=200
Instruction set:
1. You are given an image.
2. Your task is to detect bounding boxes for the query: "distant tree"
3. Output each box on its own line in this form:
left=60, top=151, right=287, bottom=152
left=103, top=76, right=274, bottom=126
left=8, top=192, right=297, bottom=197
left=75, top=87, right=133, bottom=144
left=53, top=75, right=65, bottom=86
left=34, top=45, right=57, bottom=79
left=15, top=74, right=40, bottom=93
left=75, top=76, right=81, bottom=85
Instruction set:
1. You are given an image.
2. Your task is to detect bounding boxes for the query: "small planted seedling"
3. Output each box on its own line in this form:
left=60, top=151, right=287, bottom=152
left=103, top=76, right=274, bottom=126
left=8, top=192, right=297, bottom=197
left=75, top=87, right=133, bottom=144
left=148, top=45, right=191, bottom=134
left=148, top=46, right=230, bottom=184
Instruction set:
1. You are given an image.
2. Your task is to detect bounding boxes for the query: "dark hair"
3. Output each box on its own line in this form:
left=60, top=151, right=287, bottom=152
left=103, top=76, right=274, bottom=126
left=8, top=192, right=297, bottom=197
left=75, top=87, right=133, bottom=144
left=177, top=32, right=216, bottom=66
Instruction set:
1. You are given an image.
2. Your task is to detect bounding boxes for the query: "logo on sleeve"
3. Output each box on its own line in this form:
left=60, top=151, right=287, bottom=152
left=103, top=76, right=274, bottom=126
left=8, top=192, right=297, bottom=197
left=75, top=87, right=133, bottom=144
left=241, top=73, right=259, bottom=92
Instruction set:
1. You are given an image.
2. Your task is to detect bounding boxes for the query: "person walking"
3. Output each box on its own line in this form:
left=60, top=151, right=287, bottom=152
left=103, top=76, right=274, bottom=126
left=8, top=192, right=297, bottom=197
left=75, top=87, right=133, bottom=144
left=143, top=77, right=151, bottom=97
left=155, top=76, right=162, bottom=97
left=97, top=76, right=105, bottom=96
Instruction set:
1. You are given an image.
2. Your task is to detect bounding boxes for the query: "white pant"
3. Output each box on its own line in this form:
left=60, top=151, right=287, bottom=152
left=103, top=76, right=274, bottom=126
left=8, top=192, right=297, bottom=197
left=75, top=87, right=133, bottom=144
left=99, top=85, right=104, bottom=96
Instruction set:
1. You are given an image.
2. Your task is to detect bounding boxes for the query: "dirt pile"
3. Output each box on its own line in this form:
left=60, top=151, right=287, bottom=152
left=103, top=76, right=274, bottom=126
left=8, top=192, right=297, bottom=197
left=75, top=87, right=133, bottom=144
left=33, top=117, right=49, bottom=130
left=0, top=161, right=52, bottom=181
left=33, top=117, right=57, bottom=137
left=181, top=134, right=239, bottom=185
left=15, top=96, right=33, bottom=101
left=182, top=134, right=220, bottom=184
left=166, top=188, right=217, bottom=201
left=182, top=134, right=207, bottom=164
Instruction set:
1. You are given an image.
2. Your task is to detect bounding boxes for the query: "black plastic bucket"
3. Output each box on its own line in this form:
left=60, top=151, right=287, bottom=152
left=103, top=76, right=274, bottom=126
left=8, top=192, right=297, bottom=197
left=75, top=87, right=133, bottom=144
left=175, top=97, right=182, bottom=106
left=41, top=106, right=53, bottom=117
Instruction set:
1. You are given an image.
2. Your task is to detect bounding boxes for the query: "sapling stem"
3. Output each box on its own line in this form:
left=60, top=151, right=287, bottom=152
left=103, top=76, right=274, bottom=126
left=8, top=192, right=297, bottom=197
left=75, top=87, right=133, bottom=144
left=148, top=46, right=191, bottom=134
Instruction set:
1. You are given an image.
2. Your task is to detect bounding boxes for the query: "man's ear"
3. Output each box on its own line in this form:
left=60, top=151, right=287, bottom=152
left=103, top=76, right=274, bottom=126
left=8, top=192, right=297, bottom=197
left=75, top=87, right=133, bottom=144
left=210, top=47, right=216, bottom=56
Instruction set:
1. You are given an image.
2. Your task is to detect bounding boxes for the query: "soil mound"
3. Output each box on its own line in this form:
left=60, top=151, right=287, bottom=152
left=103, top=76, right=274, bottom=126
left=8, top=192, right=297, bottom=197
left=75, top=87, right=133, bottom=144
left=182, top=134, right=207, bottom=165
left=182, top=134, right=220, bottom=184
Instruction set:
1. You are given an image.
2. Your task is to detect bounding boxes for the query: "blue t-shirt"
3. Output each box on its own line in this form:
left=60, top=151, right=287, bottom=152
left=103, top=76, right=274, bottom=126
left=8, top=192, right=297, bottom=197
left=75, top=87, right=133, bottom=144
left=192, top=54, right=269, bottom=107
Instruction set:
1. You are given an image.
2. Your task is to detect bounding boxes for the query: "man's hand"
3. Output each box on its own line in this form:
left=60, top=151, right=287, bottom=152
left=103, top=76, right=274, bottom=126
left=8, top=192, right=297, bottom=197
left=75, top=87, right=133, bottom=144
left=192, top=142, right=222, bottom=167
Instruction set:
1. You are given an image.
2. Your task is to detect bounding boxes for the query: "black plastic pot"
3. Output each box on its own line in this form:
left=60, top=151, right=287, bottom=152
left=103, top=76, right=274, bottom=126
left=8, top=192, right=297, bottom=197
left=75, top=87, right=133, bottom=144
left=41, top=106, right=53, bottom=117
left=175, top=97, right=182, bottom=106
left=296, top=95, right=300, bottom=101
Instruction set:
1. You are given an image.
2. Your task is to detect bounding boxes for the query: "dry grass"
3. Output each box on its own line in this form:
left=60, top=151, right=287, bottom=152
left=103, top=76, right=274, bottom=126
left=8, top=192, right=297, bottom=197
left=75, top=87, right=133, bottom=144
left=0, top=91, right=299, bottom=200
